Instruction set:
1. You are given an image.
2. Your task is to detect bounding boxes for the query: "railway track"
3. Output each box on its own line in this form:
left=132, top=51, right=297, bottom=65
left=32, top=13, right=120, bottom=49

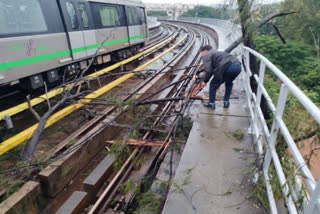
left=0, top=21, right=218, bottom=214
left=0, top=24, right=179, bottom=142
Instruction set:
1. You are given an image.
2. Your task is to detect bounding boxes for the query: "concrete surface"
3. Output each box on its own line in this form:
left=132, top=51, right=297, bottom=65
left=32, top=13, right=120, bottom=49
left=148, top=17, right=161, bottom=29
left=0, top=181, right=41, bottom=214
left=56, top=191, right=87, bottom=214
left=162, top=75, right=261, bottom=214
left=83, top=154, right=115, bottom=200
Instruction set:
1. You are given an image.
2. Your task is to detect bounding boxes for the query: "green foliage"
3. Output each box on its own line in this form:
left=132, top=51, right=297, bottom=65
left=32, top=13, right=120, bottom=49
left=132, top=190, right=163, bottom=214
left=176, top=116, right=193, bottom=141
left=181, top=5, right=233, bottom=20
left=172, top=167, right=194, bottom=193
left=295, top=57, right=320, bottom=100
left=104, top=95, right=136, bottom=113
left=263, top=77, right=280, bottom=103
left=248, top=172, right=270, bottom=211
left=264, top=76, right=318, bottom=137
left=147, top=11, right=167, bottom=17
left=0, top=175, right=24, bottom=203
left=119, top=178, right=138, bottom=194
left=224, top=130, right=245, bottom=140
left=279, top=0, right=320, bottom=54
left=109, top=141, right=132, bottom=171
left=65, top=139, right=77, bottom=149
left=254, top=36, right=315, bottom=74
left=254, top=35, right=320, bottom=103
left=133, top=156, right=147, bottom=170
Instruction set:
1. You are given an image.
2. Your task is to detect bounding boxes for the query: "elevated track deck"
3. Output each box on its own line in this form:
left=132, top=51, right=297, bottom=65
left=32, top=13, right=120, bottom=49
left=162, top=76, right=259, bottom=214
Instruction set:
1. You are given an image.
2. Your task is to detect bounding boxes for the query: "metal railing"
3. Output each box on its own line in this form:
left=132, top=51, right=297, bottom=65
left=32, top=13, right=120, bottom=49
left=150, top=16, right=320, bottom=213
left=242, top=46, right=320, bottom=214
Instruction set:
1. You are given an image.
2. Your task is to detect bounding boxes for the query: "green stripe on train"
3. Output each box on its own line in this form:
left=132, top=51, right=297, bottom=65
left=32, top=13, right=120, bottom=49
left=0, top=34, right=144, bottom=71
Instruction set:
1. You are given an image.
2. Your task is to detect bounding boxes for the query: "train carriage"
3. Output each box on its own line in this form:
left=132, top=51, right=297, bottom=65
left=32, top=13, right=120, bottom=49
left=0, top=0, right=148, bottom=90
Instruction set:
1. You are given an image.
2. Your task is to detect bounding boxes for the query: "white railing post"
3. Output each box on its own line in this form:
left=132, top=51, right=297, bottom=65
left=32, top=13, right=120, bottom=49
left=253, top=61, right=266, bottom=149
left=264, top=84, right=288, bottom=173
left=239, top=45, right=320, bottom=214
left=254, top=61, right=266, bottom=111
left=304, top=178, right=320, bottom=214
left=263, top=84, right=298, bottom=214
left=242, top=50, right=255, bottom=135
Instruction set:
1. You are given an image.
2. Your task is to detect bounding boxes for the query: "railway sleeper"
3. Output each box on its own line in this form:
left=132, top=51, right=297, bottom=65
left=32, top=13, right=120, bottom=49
left=55, top=191, right=88, bottom=214
left=83, top=155, right=116, bottom=201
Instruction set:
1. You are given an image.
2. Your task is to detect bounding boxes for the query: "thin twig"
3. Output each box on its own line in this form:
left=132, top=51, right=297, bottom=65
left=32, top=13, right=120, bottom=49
left=26, top=95, right=41, bottom=121
left=43, top=82, right=51, bottom=109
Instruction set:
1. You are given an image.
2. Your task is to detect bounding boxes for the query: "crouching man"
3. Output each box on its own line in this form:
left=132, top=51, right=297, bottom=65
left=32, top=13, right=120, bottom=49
left=200, top=45, right=241, bottom=109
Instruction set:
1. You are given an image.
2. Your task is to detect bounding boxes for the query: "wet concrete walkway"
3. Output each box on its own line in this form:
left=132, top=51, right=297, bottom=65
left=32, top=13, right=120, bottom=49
left=161, top=75, right=261, bottom=213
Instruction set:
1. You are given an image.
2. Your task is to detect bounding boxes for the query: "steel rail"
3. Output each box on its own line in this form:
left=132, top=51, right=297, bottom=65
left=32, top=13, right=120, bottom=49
left=0, top=34, right=188, bottom=156
left=88, top=28, right=195, bottom=214
left=97, top=24, right=207, bottom=213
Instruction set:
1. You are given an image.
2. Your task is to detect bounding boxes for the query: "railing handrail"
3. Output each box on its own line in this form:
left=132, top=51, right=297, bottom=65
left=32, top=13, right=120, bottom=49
left=244, top=47, right=320, bottom=124
left=242, top=46, right=320, bottom=214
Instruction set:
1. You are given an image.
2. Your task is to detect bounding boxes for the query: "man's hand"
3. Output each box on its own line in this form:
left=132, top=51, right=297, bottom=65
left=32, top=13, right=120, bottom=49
left=200, top=81, right=206, bottom=88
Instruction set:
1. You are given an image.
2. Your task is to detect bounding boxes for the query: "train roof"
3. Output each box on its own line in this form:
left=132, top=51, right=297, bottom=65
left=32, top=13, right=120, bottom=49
left=87, top=0, right=145, bottom=7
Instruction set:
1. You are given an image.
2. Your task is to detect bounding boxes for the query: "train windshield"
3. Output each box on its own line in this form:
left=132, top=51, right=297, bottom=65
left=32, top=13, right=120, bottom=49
left=0, top=0, right=47, bottom=36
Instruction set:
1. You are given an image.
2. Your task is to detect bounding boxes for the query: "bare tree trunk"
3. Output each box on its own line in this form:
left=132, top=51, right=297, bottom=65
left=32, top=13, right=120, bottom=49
left=237, top=0, right=258, bottom=89
left=22, top=93, right=82, bottom=161
left=237, top=0, right=269, bottom=119
left=226, top=2, right=296, bottom=119
left=309, top=27, right=320, bottom=57
left=225, top=12, right=297, bottom=53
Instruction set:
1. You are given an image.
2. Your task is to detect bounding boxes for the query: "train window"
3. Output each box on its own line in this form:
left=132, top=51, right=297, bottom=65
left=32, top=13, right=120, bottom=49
left=126, top=6, right=139, bottom=26
left=90, top=3, right=125, bottom=28
left=79, top=3, right=89, bottom=28
left=66, top=1, right=79, bottom=29
left=99, top=6, right=120, bottom=27
left=0, top=0, right=48, bottom=36
left=138, top=8, right=146, bottom=24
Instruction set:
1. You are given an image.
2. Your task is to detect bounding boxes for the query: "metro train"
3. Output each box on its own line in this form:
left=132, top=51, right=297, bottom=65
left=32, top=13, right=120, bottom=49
left=0, top=0, right=148, bottom=90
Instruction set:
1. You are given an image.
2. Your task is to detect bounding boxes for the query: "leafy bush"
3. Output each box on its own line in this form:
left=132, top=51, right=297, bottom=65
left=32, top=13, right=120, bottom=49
left=254, top=35, right=320, bottom=102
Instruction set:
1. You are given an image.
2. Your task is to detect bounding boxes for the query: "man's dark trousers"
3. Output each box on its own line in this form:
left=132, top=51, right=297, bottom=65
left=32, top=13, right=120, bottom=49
left=209, top=63, right=241, bottom=103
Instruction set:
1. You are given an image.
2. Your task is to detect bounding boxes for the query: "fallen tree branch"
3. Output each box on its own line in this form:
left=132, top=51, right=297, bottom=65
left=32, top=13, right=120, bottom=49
left=137, top=96, right=240, bottom=105
left=106, top=139, right=163, bottom=147
left=225, top=11, right=296, bottom=53
left=272, top=23, right=286, bottom=44
left=258, top=12, right=297, bottom=28
left=22, top=35, right=113, bottom=161
left=110, top=121, right=167, bottom=133
left=22, top=92, right=84, bottom=160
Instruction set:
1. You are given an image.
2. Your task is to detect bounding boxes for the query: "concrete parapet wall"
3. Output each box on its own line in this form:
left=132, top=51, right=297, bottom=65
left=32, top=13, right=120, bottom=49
left=0, top=181, right=42, bottom=214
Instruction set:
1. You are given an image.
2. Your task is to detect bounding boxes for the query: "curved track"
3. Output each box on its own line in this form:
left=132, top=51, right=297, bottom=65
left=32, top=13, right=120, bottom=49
left=0, top=20, right=219, bottom=214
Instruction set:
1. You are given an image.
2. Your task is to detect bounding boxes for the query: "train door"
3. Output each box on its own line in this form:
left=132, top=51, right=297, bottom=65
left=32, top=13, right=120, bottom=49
left=59, top=0, right=95, bottom=60
left=125, top=6, right=146, bottom=45
left=77, top=1, right=97, bottom=56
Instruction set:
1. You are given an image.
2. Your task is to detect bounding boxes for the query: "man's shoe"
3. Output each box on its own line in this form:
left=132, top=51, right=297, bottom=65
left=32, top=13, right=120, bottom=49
left=203, top=101, right=215, bottom=109
left=223, top=101, right=230, bottom=108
